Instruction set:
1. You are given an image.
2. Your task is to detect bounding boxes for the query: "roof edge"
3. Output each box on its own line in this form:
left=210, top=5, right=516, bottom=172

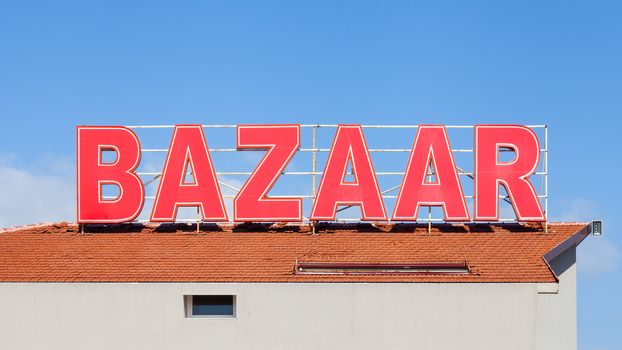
left=544, top=223, right=591, bottom=263
left=2, top=221, right=586, bottom=234
left=0, top=222, right=67, bottom=233
left=542, top=223, right=590, bottom=281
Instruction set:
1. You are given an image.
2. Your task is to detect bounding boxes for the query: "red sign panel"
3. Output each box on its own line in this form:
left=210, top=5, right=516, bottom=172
left=76, top=124, right=546, bottom=224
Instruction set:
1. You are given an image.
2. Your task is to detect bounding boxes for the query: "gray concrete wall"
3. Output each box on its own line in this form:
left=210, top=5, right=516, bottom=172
left=535, top=246, right=578, bottom=350
left=0, top=259, right=576, bottom=350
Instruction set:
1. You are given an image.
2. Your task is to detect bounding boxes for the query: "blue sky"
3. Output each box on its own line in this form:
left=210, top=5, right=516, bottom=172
left=0, top=1, right=620, bottom=348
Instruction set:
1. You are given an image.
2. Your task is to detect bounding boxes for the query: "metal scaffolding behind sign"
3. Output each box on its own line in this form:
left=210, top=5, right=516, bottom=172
left=120, top=124, right=548, bottom=225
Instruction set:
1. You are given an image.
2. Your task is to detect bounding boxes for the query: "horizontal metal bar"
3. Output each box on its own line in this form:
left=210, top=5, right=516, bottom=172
left=299, top=148, right=331, bottom=152
left=141, top=148, right=547, bottom=153
left=361, top=125, right=547, bottom=129
left=127, top=124, right=547, bottom=130
left=137, top=172, right=253, bottom=176
left=136, top=171, right=547, bottom=177
left=126, top=124, right=237, bottom=129
left=142, top=149, right=170, bottom=152
left=106, top=194, right=546, bottom=201
left=124, top=125, right=178, bottom=129
left=299, top=124, right=546, bottom=129
left=123, top=195, right=319, bottom=200
left=454, top=172, right=547, bottom=176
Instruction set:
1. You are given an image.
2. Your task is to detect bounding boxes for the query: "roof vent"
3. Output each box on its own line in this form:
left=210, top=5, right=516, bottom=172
left=295, top=261, right=469, bottom=275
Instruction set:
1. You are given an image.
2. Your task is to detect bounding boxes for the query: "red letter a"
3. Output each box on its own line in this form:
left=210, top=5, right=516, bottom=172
left=310, top=125, right=387, bottom=221
left=150, top=125, right=228, bottom=222
left=392, top=125, right=469, bottom=221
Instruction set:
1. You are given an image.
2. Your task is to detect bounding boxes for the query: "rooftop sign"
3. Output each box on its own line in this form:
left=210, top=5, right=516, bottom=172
left=76, top=124, right=547, bottom=224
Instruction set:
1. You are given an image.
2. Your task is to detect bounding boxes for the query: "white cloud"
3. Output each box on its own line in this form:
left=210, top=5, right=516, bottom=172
left=577, top=238, right=621, bottom=278
left=0, top=150, right=256, bottom=227
left=552, top=197, right=600, bottom=222
left=0, top=157, right=75, bottom=228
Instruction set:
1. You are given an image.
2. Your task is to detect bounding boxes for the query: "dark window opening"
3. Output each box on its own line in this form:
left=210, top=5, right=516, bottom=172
left=185, top=295, right=235, bottom=317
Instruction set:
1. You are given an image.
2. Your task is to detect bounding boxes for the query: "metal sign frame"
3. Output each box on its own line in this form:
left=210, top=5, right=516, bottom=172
left=113, top=124, right=548, bottom=225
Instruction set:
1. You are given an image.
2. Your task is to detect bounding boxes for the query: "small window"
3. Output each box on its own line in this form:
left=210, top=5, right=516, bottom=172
left=185, top=295, right=236, bottom=318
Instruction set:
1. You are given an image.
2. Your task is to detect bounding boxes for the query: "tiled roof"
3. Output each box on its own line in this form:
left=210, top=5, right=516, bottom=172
left=0, top=222, right=588, bottom=283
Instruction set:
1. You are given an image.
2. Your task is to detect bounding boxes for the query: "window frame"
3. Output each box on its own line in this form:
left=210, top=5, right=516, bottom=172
left=184, top=295, right=237, bottom=319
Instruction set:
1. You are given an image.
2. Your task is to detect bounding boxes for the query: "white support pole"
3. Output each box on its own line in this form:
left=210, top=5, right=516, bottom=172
left=312, top=126, right=317, bottom=234
left=545, top=125, right=549, bottom=233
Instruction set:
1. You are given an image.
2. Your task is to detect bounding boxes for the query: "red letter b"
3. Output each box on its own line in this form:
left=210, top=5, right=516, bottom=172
left=77, top=126, right=144, bottom=223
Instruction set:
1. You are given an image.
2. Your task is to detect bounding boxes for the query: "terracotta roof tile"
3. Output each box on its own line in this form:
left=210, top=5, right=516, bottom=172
left=0, top=222, right=588, bottom=283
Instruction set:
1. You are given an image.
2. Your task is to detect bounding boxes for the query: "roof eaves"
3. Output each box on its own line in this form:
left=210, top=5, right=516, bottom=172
left=542, top=223, right=590, bottom=281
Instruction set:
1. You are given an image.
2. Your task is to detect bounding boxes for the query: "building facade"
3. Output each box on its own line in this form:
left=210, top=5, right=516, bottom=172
left=0, top=222, right=589, bottom=350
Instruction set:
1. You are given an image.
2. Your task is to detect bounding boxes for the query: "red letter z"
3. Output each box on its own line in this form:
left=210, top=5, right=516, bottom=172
left=234, top=124, right=302, bottom=222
